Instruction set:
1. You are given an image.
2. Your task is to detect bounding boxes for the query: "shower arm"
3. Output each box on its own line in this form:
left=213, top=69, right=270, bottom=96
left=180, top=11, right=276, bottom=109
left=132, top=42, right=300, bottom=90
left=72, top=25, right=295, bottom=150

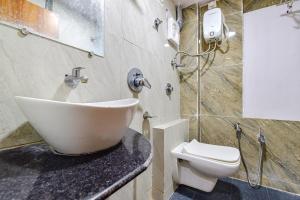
left=171, top=42, right=217, bottom=70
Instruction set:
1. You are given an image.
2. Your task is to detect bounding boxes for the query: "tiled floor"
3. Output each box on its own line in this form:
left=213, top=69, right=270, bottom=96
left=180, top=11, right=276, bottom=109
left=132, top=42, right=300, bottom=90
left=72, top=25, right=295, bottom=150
left=170, top=178, right=300, bottom=200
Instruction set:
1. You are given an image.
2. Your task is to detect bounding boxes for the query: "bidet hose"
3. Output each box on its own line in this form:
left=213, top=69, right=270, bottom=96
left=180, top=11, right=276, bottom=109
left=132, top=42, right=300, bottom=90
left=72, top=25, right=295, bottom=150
left=238, top=137, right=263, bottom=188
left=235, top=124, right=265, bottom=189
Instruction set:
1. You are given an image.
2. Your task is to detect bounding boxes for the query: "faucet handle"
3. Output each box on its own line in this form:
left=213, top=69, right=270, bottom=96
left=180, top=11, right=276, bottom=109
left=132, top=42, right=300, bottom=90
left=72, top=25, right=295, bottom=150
left=142, top=78, right=151, bottom=89
left=72, top=67, right=85, bottom=77
left=74, top=67, right=85, bottom=70
left=143, top=111, right=157, bottom=119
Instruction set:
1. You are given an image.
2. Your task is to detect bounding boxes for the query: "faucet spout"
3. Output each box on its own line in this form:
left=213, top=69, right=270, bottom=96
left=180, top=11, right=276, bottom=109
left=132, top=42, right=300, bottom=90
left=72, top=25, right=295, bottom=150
left=80, top=75, right=89, bottom=83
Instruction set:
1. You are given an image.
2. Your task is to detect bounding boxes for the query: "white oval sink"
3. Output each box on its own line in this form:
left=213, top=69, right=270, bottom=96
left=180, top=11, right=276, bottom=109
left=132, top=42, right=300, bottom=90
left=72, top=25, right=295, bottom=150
left=15, top=96, right=139, bottom=155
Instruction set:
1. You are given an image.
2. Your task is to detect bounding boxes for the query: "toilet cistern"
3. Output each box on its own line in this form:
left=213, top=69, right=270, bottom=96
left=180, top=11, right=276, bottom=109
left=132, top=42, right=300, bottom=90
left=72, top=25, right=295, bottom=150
left=65, top=67, right=89, bottom=88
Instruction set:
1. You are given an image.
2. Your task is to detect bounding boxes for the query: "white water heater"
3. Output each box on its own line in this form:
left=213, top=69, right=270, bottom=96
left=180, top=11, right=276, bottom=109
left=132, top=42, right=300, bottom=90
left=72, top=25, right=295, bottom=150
left=203, top=8, right=225, bottom=43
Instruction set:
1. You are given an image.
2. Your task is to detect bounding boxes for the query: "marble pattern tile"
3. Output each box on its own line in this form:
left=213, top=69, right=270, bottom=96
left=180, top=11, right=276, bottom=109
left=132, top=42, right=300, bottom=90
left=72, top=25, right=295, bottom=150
left=180, top=71, right=198, bottom=116
left=200, top=0, right=242, bottom=18
left=200, top=64, right=242, bottom=117
left=200, top=115, right=300, bottom=194
left=180, top=20, right=198, bottom=54
left=181, top=114, right=199, bottom=141
left=263, top=177, right=300, bottom=195
left=179, top=6, right=200, bottom=142
left=0, top=123, right=41, bottom=149
left=182, top=4, right=198, bottom=22
left=179, top=20, right=199, bottom=75
left=243, top=0, right=281, bottom=13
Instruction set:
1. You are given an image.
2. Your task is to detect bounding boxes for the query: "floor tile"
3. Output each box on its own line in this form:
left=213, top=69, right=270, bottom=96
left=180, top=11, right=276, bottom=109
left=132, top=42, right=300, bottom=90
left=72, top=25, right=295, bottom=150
left=229, top=178, right=270, bottom=200
left=170, top=178, right=300, bottom=200
left=194, top=180, right=232, bottom=200
left=267, top=188, right=300, bottom=200
left=170, top=185, right=196, bottom=200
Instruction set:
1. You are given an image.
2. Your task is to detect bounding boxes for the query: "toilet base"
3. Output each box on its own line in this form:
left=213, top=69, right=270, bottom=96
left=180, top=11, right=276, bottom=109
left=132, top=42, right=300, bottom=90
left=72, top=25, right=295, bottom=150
left=177, top=161, right=218, bottom=192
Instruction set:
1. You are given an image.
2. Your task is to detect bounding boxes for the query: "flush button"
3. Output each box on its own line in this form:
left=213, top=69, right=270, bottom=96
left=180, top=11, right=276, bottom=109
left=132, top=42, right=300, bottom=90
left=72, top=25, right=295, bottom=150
left=210, top=31, right=214, bottom=36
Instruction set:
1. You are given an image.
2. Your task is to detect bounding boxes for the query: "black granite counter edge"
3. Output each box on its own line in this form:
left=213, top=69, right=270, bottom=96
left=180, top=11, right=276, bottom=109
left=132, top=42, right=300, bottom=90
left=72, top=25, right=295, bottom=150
left=92, top=148, right=153, bottom=200
left=0, top=129, right=152, bottom=200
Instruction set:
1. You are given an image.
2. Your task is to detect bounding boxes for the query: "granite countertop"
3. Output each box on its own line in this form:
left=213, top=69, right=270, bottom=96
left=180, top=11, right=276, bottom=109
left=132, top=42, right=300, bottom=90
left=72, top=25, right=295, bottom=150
left=0, top=129, right=152, bottom=200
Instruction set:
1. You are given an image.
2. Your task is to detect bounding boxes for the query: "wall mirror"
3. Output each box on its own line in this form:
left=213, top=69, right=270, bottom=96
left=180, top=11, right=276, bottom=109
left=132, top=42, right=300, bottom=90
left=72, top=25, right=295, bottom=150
left=0, top=0, right=104, bottom=56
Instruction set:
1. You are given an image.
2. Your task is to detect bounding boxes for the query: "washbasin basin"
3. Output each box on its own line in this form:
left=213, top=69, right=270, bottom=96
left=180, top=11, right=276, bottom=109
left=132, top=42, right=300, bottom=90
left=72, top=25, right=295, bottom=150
left=15, top=96, right=139, bottom=155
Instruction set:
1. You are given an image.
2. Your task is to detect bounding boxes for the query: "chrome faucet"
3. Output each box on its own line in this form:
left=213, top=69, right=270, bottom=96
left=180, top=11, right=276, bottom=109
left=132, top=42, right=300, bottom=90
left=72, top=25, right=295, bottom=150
left=234, top=122, right=243, bottom=140
left=134, top=76, right=151, bottom=89
left=257, top=128, right=266, bottom=145
left=143, top=111, right=157, bottom=119
left=64, top=67, right=88, bottom=88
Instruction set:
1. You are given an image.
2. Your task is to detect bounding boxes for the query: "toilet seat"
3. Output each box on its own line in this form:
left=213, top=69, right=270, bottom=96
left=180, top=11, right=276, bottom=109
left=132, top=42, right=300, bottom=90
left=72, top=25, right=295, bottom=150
left=183, top=139, right=240, bottom=163
left=172, top=141, right=240, bottom=177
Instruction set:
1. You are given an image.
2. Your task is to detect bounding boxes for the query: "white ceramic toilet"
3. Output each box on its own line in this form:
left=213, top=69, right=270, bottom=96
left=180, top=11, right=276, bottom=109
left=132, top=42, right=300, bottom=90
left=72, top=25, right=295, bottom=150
left=171, top=139, right=240, bottom=192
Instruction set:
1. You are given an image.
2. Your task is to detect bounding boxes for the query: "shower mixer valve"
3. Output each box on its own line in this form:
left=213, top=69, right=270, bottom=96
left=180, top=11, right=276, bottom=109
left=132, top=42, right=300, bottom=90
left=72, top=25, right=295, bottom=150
left=165, top=83, right=174, bottom=96
left=127, top=68, right=151, bottom=93
left=153, top=18, right=163, bottom=31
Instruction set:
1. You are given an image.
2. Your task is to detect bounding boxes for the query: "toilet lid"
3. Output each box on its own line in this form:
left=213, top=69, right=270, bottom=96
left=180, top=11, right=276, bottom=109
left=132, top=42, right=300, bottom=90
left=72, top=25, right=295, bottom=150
left=183, top=139, right=240, bottom=163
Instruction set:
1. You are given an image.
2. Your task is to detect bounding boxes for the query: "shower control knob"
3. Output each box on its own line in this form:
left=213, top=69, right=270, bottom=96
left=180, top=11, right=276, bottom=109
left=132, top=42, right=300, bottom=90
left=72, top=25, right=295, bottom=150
left=165, top=83, right=174, bottom=96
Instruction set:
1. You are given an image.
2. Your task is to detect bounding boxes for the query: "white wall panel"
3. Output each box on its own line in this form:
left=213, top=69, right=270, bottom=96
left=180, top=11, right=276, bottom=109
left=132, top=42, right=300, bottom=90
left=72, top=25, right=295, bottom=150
left=243, top=1, right=300, bottom=121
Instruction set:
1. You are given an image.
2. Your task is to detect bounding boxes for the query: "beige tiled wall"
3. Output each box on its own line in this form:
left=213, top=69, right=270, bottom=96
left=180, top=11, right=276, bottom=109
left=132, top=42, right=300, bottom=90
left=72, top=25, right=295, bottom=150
left=180, top=0, right=300, bottom=195
left=0, top=0, right=180, bottom=149
left=243, top=0, right=282, bottom=13
left=152, top=119, right=189, bottom=200
left=180, top=5, right=200, bottom=141
left=108, top=166, right=153, bottom=200
left=0, top=0, right=181, bottom=199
